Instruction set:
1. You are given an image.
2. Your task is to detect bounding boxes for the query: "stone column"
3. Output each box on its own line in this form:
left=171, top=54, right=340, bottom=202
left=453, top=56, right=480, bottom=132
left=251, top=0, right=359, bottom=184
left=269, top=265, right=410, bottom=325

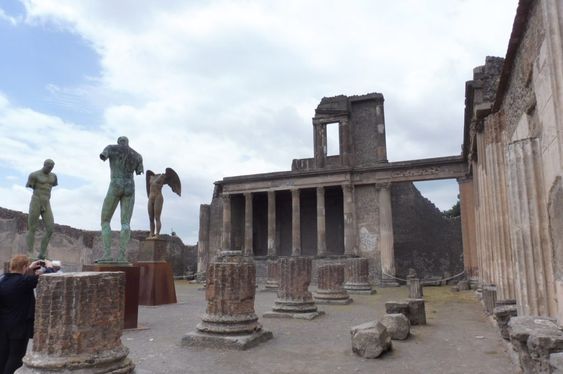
left=458, top=177, right=478, bottom=281
left=267, top=191, right=276, bottom=257
left=313, top=120, right=326, bottom=168
left=316, top=186, right=327, bottom=257
left=182, top=252, right=272, bottom=349
left=264, top=257, right=323, bottom=319
left=377, top=183, right=396, bottom=285
left=314, top=264, right=352, bottom=304
left=344, top=258, right=375, bottom=294
left=507, top=138, right=556, bottom=317
left=265, top=259, right=280, bottom=290
left=19, top=272, right=134, bottom=373
left=408, top=278, right=423, bottom=299
left=291, top=189, right=301, bottom=256
left=342, top=184, right=356, bottom=256
left=221, top=194, right=231, bottom=251
left=244, top=192, right=253, bottom=257
left=197, top=204, right=210, bottom=276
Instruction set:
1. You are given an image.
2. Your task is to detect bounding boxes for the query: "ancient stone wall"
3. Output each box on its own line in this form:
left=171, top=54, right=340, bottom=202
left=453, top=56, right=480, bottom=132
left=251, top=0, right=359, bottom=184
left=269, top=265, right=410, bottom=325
left=0, top=207, right=196, bottom=276
left=466, top=0, right=563, bottom=319
left=391, top=182, right=463, bottom=280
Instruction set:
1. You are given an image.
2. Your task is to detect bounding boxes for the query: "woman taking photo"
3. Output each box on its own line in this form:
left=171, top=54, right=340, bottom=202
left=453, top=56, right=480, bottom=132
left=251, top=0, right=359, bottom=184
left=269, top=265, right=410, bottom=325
left=0, top=255, right=55, bottom=374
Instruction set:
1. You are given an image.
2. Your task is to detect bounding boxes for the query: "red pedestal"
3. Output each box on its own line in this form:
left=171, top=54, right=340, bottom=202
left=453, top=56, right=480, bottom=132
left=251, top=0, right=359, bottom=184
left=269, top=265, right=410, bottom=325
left=82, top=264, right=140, bottom=329
left=136, top=261, right=177, bottom=306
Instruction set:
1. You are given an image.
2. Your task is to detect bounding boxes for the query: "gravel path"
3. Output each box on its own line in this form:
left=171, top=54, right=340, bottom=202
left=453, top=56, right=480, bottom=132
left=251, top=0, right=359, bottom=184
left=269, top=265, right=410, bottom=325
left=123, top=282, right=517, bottom=374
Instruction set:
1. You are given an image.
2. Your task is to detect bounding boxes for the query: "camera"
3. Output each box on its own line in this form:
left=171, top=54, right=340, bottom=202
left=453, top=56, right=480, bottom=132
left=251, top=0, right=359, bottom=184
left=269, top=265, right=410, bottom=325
left=38, top=261, right=46, bottom=267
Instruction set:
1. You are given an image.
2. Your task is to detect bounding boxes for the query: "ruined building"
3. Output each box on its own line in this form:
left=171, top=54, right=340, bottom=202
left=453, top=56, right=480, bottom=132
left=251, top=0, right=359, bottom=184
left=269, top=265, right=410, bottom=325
left=198, top=92, right=465, bottom=283
left=461, top=0, right=563, bottom=321
left=198, top=0, right=563, bottom=332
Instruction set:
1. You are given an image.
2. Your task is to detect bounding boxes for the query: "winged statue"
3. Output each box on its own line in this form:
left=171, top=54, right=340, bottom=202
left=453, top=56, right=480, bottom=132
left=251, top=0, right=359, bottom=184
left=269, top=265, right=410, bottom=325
left=146, top=168, right=182, bottom=239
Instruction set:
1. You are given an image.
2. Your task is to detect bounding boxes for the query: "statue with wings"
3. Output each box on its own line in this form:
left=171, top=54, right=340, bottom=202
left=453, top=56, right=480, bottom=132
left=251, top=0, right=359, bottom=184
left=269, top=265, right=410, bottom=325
left=146, top=168, right=181, bottom=239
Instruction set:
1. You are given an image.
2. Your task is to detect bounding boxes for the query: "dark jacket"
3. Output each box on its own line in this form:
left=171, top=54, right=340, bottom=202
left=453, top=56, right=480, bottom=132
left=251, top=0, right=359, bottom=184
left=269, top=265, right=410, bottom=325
left=0, top=273, right=38, bottom=339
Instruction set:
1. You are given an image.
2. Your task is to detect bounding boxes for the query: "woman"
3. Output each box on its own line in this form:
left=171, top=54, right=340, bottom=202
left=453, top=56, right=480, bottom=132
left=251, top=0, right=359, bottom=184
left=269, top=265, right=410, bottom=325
left=0, top=255, right=54, bottom=374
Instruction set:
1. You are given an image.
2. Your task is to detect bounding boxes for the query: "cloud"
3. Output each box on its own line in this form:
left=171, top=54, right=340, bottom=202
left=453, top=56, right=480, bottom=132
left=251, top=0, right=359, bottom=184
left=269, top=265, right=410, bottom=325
left=0, top=7, right=20, bottom=26
left=1, top=0, right=518, bottom=242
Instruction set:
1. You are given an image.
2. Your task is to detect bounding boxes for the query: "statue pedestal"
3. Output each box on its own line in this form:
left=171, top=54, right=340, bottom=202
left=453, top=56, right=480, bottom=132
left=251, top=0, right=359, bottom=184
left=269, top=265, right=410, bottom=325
left=82, top=263, right=140, bottom=329
left=136, top=238, right=177, bottom=306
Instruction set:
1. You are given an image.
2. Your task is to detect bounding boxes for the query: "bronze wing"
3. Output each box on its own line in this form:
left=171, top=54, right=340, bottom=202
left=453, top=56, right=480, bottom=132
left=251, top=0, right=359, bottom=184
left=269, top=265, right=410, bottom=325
left=146, top=170, right=155, bottom=197
left=164, top=168, right=181, bottom=196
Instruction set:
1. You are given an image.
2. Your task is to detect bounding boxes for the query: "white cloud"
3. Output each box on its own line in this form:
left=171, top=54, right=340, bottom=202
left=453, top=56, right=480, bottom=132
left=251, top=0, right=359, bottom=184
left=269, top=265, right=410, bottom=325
left=1, top=0, right=518, bottom=242
left=0, top=7, right=20, bottom=26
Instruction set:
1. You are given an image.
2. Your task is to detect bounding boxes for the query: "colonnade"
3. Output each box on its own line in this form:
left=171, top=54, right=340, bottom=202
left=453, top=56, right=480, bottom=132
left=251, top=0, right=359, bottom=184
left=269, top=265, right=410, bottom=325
left=221, top=185, right=359, bottom=257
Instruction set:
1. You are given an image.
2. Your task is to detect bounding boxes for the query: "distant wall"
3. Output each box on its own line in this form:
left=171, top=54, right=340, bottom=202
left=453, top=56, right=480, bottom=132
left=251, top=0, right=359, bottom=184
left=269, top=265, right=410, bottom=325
left=391, top=182, right=463, bottom=279
left=0, top=207, right=197, bottom=276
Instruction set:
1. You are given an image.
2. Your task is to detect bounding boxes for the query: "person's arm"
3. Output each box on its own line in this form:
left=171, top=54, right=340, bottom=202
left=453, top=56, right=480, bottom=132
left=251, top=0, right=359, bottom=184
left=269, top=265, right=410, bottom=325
left=52, top=173, right=58, bottom=187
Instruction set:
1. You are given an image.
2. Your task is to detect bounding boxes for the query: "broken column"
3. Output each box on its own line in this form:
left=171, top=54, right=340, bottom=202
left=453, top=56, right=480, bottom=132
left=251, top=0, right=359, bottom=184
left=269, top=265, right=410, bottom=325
left=482, top=284, right=497, bottom=314
left=264, top=256, right=323, bottom=320
left=264, top=259, right=280, bottom=291
left=344, top=258, right=376, bottom=294
left=385, top=299, right=426, bottom=326
left=182, top=251, right=272, bottom=350
left=408, top=278, right=423, bottom=299
left=314, top=264, right=352, bottom=304
left=18, top=272, right=134, bottom=373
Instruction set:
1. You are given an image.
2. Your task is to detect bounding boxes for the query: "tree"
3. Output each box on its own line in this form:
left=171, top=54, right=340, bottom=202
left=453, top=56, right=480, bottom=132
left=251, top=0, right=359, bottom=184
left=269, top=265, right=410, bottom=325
left=443, top=194, right=461, bottom=218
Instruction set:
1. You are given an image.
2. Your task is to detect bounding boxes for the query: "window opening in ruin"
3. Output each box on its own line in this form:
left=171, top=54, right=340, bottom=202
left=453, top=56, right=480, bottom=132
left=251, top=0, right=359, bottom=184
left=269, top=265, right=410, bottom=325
left=326, top=122, right=340, bottom=156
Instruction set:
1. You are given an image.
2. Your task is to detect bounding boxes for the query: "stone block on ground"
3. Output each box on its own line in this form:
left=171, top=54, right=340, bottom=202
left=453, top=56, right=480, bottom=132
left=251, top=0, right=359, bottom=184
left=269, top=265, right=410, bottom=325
left=508, top=316, right=563, bottom=373
left=350, top=321, right=392, bottom=359
left=493, top=305, right=518, bottom=340
left=385, top=301, right=409, bottom=316
left=380, top=313, right=410, bottom=340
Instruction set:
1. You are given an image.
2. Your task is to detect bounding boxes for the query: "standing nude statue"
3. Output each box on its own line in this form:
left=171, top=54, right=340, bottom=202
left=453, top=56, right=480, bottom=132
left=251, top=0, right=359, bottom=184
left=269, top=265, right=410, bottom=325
left=26, top=159, right=57, bottom=260
left=98, top=136, right=143, bottom=263
left=146, top=168, right=181, bottom=239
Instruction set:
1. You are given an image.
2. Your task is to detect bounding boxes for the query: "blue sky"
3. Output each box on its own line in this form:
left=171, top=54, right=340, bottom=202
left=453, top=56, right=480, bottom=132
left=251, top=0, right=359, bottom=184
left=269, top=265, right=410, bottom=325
left=0, top=0, right=518, bottom=244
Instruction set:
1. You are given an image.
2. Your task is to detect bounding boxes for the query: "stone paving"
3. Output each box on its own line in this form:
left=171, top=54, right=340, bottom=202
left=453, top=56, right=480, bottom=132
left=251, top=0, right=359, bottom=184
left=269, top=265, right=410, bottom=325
left=122, top=281, right=518, bottom=374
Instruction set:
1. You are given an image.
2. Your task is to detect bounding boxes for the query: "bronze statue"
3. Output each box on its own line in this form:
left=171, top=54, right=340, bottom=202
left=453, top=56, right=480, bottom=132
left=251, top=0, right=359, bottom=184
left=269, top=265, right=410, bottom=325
left=146, top=168, right=181, bottom=239
left=26, top=159, right=57, bottom=259
left=98, top=136, right=143, bottom=263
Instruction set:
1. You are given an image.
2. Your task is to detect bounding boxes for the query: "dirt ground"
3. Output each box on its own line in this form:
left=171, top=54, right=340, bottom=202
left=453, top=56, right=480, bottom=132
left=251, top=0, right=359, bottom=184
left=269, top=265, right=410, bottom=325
left=123, top=282, right=518, bottom=374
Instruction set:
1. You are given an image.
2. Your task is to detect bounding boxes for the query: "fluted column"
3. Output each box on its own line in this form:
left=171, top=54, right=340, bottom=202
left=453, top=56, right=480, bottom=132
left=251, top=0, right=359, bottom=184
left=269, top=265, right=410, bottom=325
left=316, top=187, right=327, bottom=256
left=377, top=183, right=395, bottom=279
left=291, top=189, right=301, bottom=256
left=244, top=192, right=253, bottom=256
left=267, top=191, right=276, bottom=256
left=221, top=194, right=231, bottom=251
left=344, top=258, right=375, bottom=294
left=342, top=184, right=356, bottom=256
left=458, top=177, right=478, bottom=280
left=507, top=138, right=556, bottom=316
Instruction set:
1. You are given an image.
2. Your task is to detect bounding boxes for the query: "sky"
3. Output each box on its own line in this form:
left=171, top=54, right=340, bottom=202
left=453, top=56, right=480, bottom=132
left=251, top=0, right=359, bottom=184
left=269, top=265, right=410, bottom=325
left=0, top=0, right=518, bottom=245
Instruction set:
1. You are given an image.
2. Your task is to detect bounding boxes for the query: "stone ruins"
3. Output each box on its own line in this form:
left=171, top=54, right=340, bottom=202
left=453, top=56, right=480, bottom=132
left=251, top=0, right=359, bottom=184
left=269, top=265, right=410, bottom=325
left=0, top=0, right=561, bottom=372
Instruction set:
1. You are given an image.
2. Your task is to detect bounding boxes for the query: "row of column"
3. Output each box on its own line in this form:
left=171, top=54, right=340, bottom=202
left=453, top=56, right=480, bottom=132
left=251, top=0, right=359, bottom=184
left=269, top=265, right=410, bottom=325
left=221, top=185, right=359, bottom=257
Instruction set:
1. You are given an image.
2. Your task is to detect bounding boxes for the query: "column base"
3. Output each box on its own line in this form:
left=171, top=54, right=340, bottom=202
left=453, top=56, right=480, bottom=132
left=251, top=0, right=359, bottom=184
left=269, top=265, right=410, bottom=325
left=380, top=276, right=400, bottom=287
left=344, top=282, right=377, bottom=294
left=263, top=310, right=325, bottom=320
left=20, top=347, right=134, bottom=373
left=314, top=298, right=353, bottom=305
left=181, top=329, right=273, bottom=350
